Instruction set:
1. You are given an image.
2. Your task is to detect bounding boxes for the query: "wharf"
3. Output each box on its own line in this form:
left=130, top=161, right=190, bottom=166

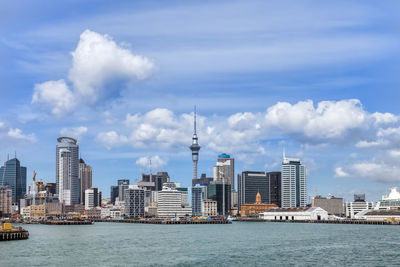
left=0, top=229, right=29, bottom=241
left=43, top=220, right=93, bottom=225
left=92, top=219, right=231, bottom=224
left=239, top=218, right=400, bottom=225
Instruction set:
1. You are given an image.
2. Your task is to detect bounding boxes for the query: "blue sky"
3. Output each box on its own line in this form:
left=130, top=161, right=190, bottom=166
left=1, top=0, right=400, bottom=201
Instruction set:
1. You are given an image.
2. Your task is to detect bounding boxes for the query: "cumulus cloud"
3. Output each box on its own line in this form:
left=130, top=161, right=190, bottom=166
left=136, top=155, right=167, bottom=171
left=336, top=161, right=400, bottom=183
left=32, top=30, right=155, bottom=115
left=334, top=167, right=350, bottom=178
left=96, top=131, right=129, bottom=150
left=264, top=99, right=367, bottom=140
left=0, top=122, right=37, bottom=145
left=32, top=79, right=75, bottom=116
left=60, top=126, right=88, bottom=140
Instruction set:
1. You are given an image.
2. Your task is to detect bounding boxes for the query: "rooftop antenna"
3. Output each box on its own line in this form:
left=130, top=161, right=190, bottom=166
left=7, top=153, right=9, bottom=161
left=15, top=151, right=17, bottom=159
left=283, top=146, right=286, bottom=161
left=149, top=158, right=152, bottom=182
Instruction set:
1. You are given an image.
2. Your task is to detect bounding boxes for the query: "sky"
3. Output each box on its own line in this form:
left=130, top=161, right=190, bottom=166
left=1, top=0, right=400, bottom=202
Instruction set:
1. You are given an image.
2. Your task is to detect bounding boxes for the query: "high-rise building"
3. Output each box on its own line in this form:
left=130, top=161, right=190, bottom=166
left=192, top=185, right=206, bottom=216
left=267, top=172, right=281, bottom=207
left=79, top=158, right=92, bottom=205
left=281, top=154, right=306, bottom=208
left=118, top=179, right=130, bottom=202
left=237, top=171, right=269, bottom=213
left=192, top=173, right=213, bottom=187
left=157, top=183, right=192, bottom=218
left=213, top=153, right=235, bottom=188
left=56, top=137, right=79, bottom=206
left=189, top=106, right=201, bottom=180
left=0, top=186, right=12, bottom=217
left=0, top=157, right=27, bottom=204
left=124, top=185, right=145, bottom=218
left=85, top=188, right=99, bottom=210
left=155, top=172, right=170, bottom=191
left=110, top=185, right=119, bottom=204
left=207, top=181, right=231, bottom=216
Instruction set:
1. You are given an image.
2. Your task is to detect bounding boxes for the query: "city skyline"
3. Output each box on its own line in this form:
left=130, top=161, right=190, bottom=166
left=2, top=1, right=400, bottom=201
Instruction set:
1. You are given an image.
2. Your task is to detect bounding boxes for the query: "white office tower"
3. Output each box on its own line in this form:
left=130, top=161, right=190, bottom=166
left=157, top=183, right=192, bottom=218
left=281, top=153, right=306, bottom=208
left=124, top=185, right=145, bottom=218
left=56, top=137, right=79, bottom=206
left=213, top=153, right=235, bottom=188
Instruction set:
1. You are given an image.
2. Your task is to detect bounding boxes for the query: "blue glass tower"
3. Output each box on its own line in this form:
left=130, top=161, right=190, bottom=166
left=0, top=157, right=27, bottom=204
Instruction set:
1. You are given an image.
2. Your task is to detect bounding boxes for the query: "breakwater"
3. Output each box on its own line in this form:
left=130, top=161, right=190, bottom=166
left=91, top=219, right=231, bottom=224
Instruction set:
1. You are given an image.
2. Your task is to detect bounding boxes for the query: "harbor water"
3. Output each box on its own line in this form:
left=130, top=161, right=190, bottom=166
left=0, top=222, right=398, bottom=266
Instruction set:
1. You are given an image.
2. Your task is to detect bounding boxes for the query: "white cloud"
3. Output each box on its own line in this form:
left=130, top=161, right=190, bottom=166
left=32, top=79, right=75, bottom=116
left=69, top=30, right=155, bottom=101
left=60, top=126, right=88, bottom=140
left=32, top=30, right=155, bottom=115
left=0, top=122, right=37, bottom=145
left=96, top=131, right=128, bottom=149
left=136, top=155, right=167, bottom=171
left=335, top=167, right=350, bottom=178
left=265, top=99, right=367, bottom=140
left=355, top=139, right=388, bottom=148
left=372, top=112, right=398, bottom=125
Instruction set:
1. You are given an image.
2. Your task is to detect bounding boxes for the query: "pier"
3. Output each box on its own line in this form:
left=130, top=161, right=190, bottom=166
left=0, top=223, right=29, bottom=241
left=239, top=218, right=400, bottom=225
left=91, top=219, right=231, bottom=224
left=43, top=220, right=93, bottom=225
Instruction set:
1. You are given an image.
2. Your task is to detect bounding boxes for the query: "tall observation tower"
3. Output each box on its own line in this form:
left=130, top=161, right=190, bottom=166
left=190, top=106, right=201, bottom=180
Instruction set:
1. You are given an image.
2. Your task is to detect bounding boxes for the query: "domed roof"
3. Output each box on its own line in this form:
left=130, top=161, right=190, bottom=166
left=255, top=191, right=262, bottom=204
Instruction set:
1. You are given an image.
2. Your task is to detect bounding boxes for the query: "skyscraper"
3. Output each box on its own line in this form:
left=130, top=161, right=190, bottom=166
left=79, top=158, right=92, bottom=205
left=56, top=137, right=79, bottom=206
left=125, top=185, right=145, bottom=218
left=85, top=187, right=99, bottom=210
left=118, top=179, right=130, bottom=202
left=281, top=154, right=306, bottom=208
left=191, top=185, right=206, bottom=216
left=0, top=157, right=27, bottom=204
left=267, top=171, right=281, bottom=207
left=237, top=171, right=269, bottom=213
left=213, top=153, right=235, bottom=188
left=207, top=181, right=231, bottom=216
left=189, top=106, right=201, bottom=180
left=110, top=185, right=119, bottom=204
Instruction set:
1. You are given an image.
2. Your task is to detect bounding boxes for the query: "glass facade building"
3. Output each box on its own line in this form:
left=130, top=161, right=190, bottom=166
left=0, top=158, right=27, bottom=204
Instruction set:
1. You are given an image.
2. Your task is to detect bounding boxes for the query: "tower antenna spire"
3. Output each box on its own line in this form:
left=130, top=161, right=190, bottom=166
left=194, top=105, right=197, bottom=134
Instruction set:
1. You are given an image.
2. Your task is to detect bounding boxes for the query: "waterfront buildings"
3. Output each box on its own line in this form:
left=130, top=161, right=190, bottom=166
left=267, top=172, right=281, bottom=207
left=238, top=171, right=269, bottom=213
left=0, top=157, right=27, bottom=204
left=157, top=183, right=192, bottom=218
left=124, top=185, right=145, bottom=218
left=260, top=207, right=328, bottom=221
left=345, top=194, right=373, bottom=218
left=191, top=185, right=206, bottom=216
left=202, top=199, right=217, bottom=217
left=207, top=181, right=231, bottom=216
left=374, top=187, right=400, bottom=210
left=312, top=195, right=344, bottom=216
left=189, top=107, right=201, bottom=180
left=240, top=191, right=278, bottom=217
left=0, top=186, right=12, bottom=217
left=213, top=153, right=235, bottom=188
left=85, top=188, right=99, bottom=210
left=281, top=155, right=306, bottom=208
left=355, top=209, right=400, bottom=221
left=79, top=158, right=92, bottom=205
left=56, top=137, right=79, bottom=206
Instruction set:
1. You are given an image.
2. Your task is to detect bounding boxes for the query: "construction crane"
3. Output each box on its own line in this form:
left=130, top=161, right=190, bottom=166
left=32, top=171, right=53, bottom=205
